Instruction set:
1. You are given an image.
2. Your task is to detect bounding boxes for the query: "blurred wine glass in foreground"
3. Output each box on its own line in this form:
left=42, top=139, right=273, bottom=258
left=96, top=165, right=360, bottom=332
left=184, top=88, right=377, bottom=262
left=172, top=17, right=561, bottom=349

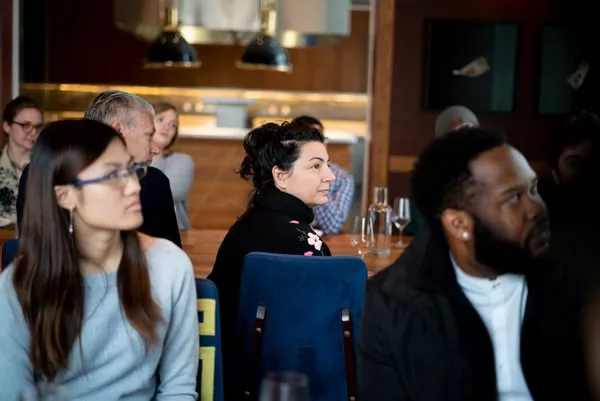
left=392, top=197, right=411, bottom=248
left=260, top=371, right=310, bottom=401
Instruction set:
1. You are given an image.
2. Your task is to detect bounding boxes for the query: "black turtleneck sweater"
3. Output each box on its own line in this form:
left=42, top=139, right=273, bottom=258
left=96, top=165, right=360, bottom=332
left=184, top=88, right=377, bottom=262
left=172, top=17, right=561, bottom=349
left=208, top=187, right=331, bottom=397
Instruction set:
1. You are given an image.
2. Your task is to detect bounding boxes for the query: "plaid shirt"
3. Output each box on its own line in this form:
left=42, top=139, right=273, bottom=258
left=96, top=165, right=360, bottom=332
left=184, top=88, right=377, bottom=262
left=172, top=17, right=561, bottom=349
left=313, top=163, right=355, bottom=235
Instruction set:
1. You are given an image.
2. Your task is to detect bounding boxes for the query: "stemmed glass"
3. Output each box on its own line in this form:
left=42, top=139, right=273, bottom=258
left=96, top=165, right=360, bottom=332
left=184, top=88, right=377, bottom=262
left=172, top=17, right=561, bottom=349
left=259, top=372, right=310, bottom=401
left=392, top=197, right=411, bottom=248
left=350, top=216, right=375, bottom=260
left=20, top=383, right=68, bottom=401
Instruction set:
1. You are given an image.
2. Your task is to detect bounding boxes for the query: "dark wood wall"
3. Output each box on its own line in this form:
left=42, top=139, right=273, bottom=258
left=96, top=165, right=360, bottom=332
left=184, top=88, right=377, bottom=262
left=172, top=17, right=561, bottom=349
left=30, top=0, right=369, bottom=93
left=369, top=0, right=563, bottom=200
left=1, top=0, right=13, bottom=111
left=0, top=0, right=14, bottom=150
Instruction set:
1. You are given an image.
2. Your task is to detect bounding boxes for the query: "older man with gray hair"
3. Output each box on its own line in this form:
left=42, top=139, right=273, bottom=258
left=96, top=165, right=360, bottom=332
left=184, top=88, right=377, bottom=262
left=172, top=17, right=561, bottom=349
left=84, top=90, right=157, bottom=164
left=16, top=90, right=182, bottom=247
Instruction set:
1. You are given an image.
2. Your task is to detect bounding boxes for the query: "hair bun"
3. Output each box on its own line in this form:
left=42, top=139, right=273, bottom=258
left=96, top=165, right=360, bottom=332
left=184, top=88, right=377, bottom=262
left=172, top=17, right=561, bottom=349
left=242, top=123, right=281, bottom=157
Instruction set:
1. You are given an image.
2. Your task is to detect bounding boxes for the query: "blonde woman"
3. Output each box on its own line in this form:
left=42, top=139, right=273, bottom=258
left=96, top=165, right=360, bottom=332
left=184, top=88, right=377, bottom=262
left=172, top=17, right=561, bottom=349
left=151, top=103, right=195, bottom=230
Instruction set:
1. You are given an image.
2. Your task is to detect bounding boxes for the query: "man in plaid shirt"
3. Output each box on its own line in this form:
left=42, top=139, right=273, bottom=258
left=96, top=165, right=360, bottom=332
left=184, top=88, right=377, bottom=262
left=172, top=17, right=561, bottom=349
left=292, top=116, right=355, bottom=234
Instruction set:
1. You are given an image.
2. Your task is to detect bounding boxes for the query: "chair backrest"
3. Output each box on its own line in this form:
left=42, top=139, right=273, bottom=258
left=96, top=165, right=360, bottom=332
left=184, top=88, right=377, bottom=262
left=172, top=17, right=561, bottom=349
left=1, top=238, right=18, bottom=270
left=237, top=252, right=367, bottom=401
left=195, top=278, right=224, bottom=401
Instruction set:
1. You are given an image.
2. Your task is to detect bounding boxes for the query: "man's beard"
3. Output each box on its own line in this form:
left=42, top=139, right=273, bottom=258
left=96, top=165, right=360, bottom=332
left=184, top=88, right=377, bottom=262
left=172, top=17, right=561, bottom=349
left=473, top=213, right=550, bottom=276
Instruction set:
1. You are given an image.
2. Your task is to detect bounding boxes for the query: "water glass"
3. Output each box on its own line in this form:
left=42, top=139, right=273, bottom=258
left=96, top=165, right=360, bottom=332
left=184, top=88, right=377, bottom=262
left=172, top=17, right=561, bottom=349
left=350, top=216, right=375, bottom=260
left=259, top=371, right=310, bottom=401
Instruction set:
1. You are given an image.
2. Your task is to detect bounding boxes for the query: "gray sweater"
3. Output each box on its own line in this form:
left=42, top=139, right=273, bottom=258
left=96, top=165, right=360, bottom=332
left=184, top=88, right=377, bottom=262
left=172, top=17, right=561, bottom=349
left=152, top=153, right=195, bottom=230
left=0, top=238, right=198, bottom=401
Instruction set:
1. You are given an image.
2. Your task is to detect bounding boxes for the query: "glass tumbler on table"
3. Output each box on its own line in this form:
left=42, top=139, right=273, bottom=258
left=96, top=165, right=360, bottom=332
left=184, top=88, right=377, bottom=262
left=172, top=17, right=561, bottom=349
left=350, top=216, right=375, bottom=260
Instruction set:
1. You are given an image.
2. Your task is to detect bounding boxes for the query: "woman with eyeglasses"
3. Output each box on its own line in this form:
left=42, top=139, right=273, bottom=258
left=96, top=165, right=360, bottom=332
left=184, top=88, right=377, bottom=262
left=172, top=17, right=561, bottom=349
left=0, top=96, right=43, bottom=227
left=0, top=119, right=198, bottom=400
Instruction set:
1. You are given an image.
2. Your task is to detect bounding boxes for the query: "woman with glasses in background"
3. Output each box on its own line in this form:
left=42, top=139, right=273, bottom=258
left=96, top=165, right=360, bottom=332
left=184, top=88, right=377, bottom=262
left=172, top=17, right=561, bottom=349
left=0, top=96, right=42, bottom=227
left=0, top=119, right=198, bottom=400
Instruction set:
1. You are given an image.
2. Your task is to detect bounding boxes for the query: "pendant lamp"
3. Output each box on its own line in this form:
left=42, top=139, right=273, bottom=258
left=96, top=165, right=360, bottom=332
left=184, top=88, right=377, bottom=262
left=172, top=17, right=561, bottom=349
left=144, top=3, right=201, bottom=69
left=236, top=0, right=292, bottom=73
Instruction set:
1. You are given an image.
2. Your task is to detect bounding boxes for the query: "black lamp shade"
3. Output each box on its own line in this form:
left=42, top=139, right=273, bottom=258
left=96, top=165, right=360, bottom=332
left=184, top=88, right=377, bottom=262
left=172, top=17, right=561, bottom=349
left=236, top=35, right=292, bottom=72
left=144, top=30, right=200, bottom=69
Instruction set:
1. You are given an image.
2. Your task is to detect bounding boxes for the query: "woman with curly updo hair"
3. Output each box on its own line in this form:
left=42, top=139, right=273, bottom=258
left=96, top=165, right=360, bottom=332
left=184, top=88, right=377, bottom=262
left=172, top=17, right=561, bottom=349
left=208, top=121, right=336, bottom=396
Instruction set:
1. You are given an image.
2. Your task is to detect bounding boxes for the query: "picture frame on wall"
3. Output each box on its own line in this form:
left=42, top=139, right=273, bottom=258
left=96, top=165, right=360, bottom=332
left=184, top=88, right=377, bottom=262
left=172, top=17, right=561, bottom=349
left=423, top=19, right=519, bottom=113
left=536, top=24, right=585, bottom=115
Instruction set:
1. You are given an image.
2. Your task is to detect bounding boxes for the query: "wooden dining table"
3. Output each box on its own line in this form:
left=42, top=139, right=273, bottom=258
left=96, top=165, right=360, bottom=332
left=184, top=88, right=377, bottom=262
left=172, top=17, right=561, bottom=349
left=0, top=228, right=407, bottom=278
left=182, top=229, right=406, bottom=278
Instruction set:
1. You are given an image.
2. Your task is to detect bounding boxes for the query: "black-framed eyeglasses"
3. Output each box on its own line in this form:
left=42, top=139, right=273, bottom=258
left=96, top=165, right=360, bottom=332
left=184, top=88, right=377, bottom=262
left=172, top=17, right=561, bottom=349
left=72, top=163, right=147, bottom=188
left=11, top=121, right=44, bottom=134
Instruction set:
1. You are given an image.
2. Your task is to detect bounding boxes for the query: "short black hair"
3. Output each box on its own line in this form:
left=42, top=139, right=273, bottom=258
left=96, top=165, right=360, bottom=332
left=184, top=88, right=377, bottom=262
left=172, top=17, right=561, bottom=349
left=548, top=111, right=600, bottom=170
left=291, top=115, right=323, bottom=129
left=410, top=127, right=507, bottom=227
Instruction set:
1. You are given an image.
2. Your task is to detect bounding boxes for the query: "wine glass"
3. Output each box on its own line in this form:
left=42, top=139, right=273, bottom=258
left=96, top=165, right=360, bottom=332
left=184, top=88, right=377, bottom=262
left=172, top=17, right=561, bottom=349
left=392, top=197, right=411, bottom=248
left=20, top=383, right=68, bottom=401
left=259, top=371, right=310, bottom=401
left=350, top=216, right=375, bottom=260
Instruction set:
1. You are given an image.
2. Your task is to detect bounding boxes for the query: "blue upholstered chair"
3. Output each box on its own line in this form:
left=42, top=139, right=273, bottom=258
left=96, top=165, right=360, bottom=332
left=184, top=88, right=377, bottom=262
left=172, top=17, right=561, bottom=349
left=236, top=252, right=367, bottom=401
left=195, top=278, right=224, bottom=401
left=1, top=238, right=18, bottom=270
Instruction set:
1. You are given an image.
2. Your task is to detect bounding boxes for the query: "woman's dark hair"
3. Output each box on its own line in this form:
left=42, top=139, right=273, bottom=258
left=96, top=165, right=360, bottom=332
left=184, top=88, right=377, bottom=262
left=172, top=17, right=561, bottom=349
left=2, top=96, right=41, bottom=124
left=14, top=119, right=162, bottom=381
left=238, top=121, right=325, bottom=194
left=153, top=102, right=179, bottom=156
left=291, top=115, right=323, bottom=130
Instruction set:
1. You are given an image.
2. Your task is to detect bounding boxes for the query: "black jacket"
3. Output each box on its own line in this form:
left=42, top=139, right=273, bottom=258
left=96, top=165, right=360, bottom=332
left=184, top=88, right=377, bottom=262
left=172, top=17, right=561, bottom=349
left=208, top=187, right=331, bottom=399
left=357, top=228, right=590, bottom=401
left=16, top=164, right=181, bottom=247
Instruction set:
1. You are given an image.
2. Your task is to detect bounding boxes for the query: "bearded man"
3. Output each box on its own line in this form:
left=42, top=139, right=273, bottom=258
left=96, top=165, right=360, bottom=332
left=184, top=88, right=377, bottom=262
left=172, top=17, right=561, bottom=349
left=357, top=127, right=591, bottom=401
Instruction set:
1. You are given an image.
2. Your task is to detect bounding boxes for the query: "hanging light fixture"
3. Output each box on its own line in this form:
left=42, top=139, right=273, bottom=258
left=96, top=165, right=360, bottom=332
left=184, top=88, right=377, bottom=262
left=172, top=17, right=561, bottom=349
left=144, top=2, right=201, bottom=69
left=236, top=0, right=292, bottom=73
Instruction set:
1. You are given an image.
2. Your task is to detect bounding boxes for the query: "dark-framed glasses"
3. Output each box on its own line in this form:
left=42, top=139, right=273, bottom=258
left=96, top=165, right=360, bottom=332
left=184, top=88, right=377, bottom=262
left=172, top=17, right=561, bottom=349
left=72, top=163, right=147, bottom=188
left=11, top=121, right=44, bottom=134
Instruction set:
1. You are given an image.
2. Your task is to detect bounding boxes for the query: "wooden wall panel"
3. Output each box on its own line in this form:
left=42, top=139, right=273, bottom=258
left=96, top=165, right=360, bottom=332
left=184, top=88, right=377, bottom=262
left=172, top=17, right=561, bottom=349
left=43, top=0, right=369, bottom=93
left=368, top=0, right=562, bottom=198
left=172, top=138, right=353, bottom=230
left=1, top=1, right=13, bottom=109
left=0, top=1, right=13, bottom=150
left=367, top=0, right=396, bottom=193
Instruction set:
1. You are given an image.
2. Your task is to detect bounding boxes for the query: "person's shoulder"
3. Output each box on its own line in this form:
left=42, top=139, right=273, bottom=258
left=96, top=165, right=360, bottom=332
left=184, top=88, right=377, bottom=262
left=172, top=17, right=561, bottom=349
left=241, top=207, right=300, bottom=234
left=226, top=208, right=306, bottom=247
left=145, top=235, right=191, bottom=267
left=0, top=264, right=15, bottom=292
left=168, top=152, right=194, bottom=167
left=367, top=253, right=431, bottom=312
left=0, top=265, right=23, bottom=317
left=145, top=166, right=169, bottom=183
left=143, top=166, right=172, bottom=192
left=144, top=235, right=194, bottom=284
